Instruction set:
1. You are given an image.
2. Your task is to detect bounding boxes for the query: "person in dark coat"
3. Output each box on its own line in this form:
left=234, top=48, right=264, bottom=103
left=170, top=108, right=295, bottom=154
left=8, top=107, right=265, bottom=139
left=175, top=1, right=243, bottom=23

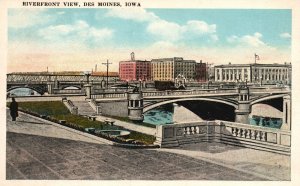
left=9, top=97, right=18, bottom=122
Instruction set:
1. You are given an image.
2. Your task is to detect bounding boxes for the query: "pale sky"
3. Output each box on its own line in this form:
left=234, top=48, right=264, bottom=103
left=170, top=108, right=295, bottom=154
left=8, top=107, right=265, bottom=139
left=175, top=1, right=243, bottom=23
left=8, top=8, right=291, bottom=72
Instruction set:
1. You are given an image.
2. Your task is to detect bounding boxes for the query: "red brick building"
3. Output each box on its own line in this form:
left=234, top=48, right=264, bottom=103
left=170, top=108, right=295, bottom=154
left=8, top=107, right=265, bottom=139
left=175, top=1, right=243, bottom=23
left=119, top=60, right=151, bottom=81
left=195, top=61, right=207, bottom=82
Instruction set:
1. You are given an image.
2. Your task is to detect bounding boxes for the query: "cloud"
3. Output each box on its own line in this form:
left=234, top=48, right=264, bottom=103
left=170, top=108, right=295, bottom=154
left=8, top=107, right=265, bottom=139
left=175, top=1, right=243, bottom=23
left=227, top=32, right=266, bottom=47
left=8, top=9, right=51, bottom=28
left=210, top=35, right=219, bottom=42
left=106, top=9, right=217, bottom=42
left=147, top=20, right=183, bottom=41
left=105, top=8, right=158, bottom=22
left=184, top=20, right=216, bottom=35
left=37, top=20, right=114, bottom=44
left=280, top=32, right=291, bottom=39
left=147, top=20, right=217, bottom=42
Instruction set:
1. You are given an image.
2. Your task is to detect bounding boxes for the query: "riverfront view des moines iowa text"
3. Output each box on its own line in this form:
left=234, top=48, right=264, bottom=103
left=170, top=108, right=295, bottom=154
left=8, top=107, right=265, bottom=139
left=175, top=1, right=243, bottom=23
left=6, top=8, right=292, bottom=180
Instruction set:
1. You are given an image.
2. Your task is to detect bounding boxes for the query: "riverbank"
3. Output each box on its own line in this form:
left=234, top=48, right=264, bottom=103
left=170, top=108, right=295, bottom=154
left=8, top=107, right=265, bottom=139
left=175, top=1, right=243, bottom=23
left=7, top=101, right=156, bottom=145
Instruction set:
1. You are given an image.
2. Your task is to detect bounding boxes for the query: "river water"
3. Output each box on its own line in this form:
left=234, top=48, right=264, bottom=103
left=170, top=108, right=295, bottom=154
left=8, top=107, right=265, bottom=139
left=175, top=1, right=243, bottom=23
left=8, top=88, right=41, bottom=97
left=143, top=103, right=202, bottom=125
left=143, top=103, right=282, bottom=129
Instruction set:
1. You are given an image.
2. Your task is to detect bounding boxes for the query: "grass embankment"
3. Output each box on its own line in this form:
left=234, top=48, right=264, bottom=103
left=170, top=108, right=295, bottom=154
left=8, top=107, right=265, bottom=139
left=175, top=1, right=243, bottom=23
left=10, top=101, right=155, bottom=145
left=108, top=115, right=156, bottom=128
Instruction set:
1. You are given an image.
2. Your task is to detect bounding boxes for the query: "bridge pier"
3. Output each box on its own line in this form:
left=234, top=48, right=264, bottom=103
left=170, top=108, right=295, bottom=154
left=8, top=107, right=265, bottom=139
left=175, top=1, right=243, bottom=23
left=128, top=90, right=144, bottom=121
left=47, top=82, right=54, bottom=94
left=281, top=95, right=291, bottom=131
left=84, top=84, right=92, bottom=99
left=235, top=87, right=251, bottom=124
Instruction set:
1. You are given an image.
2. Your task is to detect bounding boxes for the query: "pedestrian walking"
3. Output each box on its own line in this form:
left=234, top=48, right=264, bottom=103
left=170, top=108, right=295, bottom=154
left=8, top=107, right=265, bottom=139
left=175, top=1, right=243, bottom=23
left=9, top=97, right=18, bottom=123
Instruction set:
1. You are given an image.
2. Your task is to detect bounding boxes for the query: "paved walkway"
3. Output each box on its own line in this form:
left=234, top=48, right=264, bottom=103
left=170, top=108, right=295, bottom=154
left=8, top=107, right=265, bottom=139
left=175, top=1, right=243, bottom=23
left=95, top=115, right=156, bottom=136
left=6, top=109, right=112, bottom=145
left=6, top=109, right=290, bottom=180
left=159, top=143, right=290, bottom=180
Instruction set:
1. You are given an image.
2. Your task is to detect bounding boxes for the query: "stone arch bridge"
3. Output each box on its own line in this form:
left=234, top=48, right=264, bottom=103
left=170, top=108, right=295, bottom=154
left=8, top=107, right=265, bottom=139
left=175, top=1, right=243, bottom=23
left=93, top=87, right=290, bottom=125
left=141, top=88, right=290, bottom=124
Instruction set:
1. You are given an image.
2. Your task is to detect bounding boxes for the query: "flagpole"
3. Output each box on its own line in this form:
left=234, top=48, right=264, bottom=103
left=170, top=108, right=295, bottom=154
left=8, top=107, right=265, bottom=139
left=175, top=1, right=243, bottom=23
left=254, top=53, right=256, bottom=82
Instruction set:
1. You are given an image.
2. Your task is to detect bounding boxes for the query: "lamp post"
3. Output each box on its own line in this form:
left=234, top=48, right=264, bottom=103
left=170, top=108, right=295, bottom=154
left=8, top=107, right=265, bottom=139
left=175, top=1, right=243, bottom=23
left=260, top=76, right=263, bottom=86
left=83, top=71, right=92, bottom=99
left=84, top=71, right=91, bottom=84
left=236, top=79, right=239, bottom=88
left=207, top=74, right=212, bottom=89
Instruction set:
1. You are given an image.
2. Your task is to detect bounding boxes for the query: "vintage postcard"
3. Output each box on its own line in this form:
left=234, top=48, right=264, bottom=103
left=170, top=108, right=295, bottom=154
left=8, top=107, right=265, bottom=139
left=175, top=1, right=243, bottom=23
left=1, top=0, right=300, bottom=185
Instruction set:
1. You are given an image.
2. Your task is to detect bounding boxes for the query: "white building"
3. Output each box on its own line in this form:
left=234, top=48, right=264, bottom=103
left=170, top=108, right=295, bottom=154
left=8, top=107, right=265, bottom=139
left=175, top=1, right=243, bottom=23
left=214, top=63, right=291, bottom=84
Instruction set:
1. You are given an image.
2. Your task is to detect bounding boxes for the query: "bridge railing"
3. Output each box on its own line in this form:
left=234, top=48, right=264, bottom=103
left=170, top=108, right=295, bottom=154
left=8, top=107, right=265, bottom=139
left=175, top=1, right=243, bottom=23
left=90, top=86, right=290, bottom=99
left=155, top=120, right=291, bottom=155
left=91, top=92, right=127, bottom=99
left=142, top=89, right=238, bottom=97
left=53, top=89, right=84, bottom=94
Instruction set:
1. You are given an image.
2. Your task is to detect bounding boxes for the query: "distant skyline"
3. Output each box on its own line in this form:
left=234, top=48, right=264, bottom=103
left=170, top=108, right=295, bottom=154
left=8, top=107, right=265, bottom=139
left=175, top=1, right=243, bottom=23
left=8, top=8, right=291, bottom=72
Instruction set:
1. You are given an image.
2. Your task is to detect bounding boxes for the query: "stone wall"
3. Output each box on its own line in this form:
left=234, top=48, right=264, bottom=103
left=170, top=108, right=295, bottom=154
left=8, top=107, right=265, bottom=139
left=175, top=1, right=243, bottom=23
left=97, top=100, right=128, bottom=117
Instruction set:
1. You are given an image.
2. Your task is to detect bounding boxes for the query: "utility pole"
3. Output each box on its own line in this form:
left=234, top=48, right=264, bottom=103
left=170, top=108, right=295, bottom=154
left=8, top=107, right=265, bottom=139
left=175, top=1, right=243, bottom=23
left=102, top=59, right=112, bottom=88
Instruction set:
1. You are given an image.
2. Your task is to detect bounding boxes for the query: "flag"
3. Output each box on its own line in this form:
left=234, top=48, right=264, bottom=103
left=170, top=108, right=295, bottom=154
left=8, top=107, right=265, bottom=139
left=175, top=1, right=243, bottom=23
left=255, top=54, right=260, bottom=60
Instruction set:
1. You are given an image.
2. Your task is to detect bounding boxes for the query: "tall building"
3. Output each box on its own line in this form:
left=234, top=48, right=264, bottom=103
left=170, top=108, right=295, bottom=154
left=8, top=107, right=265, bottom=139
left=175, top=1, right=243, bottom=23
left=151, top=57, right=206, bottom=81
left=119, top=53, right=151, bottom=81
left=151, top=58, right=175, bottom=81
left=214, top=63, right=292, bottom=84
left=195, top=61, right=207, bottom=82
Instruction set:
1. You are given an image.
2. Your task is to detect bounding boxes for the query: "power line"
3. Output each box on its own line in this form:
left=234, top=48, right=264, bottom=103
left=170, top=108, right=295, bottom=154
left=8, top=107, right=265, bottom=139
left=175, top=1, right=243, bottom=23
left=102, top=59, right=112, bottom=88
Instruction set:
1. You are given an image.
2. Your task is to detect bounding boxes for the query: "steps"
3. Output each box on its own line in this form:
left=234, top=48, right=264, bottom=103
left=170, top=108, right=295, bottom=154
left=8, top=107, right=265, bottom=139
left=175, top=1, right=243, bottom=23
left=71, top=101, right=96, bottom=116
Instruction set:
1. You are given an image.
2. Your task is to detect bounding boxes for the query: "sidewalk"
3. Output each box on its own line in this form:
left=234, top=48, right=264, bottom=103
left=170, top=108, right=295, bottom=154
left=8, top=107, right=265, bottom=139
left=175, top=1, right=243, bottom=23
left=6, top=109, right=290, bottom=180
left=158, top=142, right=290, bottom=180
left=95, top=115, right=156, bottom=136
left=6, top=109, right=113, bottom=145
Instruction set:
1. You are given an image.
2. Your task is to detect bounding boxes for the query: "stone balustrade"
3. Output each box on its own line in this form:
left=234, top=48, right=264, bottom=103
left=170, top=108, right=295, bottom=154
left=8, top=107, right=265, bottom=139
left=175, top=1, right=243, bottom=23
left=91, top=88, right=289, bottom=99
left=91, top=93, right=127, bottom=99
left=53, top=89, right=84, bottom=94
left=155, top=120, right=291, bottom=155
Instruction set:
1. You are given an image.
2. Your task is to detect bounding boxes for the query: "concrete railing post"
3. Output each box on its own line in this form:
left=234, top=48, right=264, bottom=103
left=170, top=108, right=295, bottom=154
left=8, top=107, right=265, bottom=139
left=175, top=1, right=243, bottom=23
left=84, top=84, right=92, bottom=99
left=47, top=82, right=54, bottom=95
left=281, top=95, right=291, bottom=131
left=235, top=86, right=251, bottom=124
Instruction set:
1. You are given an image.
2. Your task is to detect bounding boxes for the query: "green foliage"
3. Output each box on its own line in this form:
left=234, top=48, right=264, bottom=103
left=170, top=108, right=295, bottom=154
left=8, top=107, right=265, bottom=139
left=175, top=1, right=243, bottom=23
left=109, top=115, right=156, bottom=128
left=16, top=101, right=156, bottom=144
left=124, top=131, right=156, bottom=145
left=18, top=101, right=70, bottom=116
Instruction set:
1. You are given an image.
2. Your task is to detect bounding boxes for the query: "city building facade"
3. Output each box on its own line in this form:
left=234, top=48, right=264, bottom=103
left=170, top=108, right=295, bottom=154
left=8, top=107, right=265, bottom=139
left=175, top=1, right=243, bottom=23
left=151, top=57, right=207, bottom=81
left=214, top=63, right=292, bottom=84
left=195, top=61, right=207, bottom=82
left=151, top=58, right=176, bottom=81
left=119, top=60, right=151, bottom=81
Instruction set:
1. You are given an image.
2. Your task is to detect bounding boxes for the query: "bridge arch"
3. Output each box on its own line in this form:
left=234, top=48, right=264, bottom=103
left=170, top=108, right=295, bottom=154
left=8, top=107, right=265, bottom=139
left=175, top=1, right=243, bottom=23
left=143, top=97, right=238, bottom=113
left=250, top=94, right=289, bottom=105
left=61, top=85, right=82, bottom=90
left=7, top=86, right=45, bottom=95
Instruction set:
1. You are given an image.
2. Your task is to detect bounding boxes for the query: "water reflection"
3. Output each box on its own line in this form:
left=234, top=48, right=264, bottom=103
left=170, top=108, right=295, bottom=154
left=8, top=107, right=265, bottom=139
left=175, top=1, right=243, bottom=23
left=143, top=104, right=174, bottom=125
left=7, top=88, right=41, bottom=97
left=144, top=103, right=282, bottom=129
left=249, top=116, right=282, bottom=129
